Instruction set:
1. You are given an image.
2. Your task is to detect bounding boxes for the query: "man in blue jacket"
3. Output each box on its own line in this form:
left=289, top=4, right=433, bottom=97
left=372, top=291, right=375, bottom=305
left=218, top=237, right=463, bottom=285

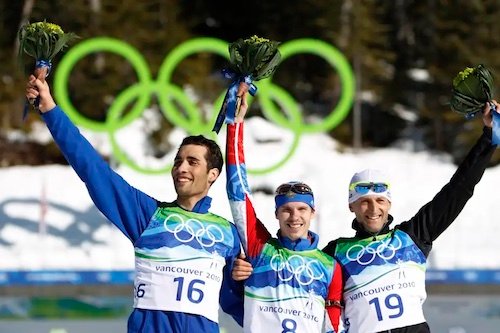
left=26, top=73, right=243, bottom=333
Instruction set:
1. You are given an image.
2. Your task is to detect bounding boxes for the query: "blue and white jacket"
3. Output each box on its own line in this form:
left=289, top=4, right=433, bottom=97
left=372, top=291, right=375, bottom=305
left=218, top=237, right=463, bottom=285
left=43, top=106, right=243, bottom=333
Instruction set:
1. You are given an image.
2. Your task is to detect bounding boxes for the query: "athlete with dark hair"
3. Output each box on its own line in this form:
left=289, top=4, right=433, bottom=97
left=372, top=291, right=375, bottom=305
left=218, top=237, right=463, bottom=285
left=26, top=73, right=243, bottom=333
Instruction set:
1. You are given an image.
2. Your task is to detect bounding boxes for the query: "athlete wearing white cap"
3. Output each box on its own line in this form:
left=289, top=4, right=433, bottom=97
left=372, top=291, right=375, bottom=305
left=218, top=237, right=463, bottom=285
left=323, top=102, right=498, bottom=332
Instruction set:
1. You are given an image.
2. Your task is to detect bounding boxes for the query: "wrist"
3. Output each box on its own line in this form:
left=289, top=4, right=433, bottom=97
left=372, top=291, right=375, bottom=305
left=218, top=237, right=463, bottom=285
left=40, top=100, right=56, bottom=113
left=40, top=102, right=56, bottom=113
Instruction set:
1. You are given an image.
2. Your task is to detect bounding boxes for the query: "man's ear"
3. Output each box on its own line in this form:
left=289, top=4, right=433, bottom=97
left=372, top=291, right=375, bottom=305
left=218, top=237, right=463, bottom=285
left=348, top=204, right=354, bottom=212
left=208, top=168, right=219, bottom=184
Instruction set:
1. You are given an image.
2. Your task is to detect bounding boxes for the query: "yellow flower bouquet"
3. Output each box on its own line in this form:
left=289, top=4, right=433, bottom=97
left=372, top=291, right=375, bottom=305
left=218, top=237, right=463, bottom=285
left=18, top=21, right=78, bottom=115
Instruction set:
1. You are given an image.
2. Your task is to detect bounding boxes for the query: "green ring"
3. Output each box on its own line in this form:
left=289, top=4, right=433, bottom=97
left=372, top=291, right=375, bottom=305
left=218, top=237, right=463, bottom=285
left=53, top=37, right=355, bottom=174
left=54, top=37, right=153, bottom=132
left=260, top=38, right=355, bottom=133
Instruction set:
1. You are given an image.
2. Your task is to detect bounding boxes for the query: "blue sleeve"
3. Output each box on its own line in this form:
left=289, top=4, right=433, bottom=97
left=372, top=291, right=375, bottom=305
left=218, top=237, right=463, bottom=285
left=42, top=106, right=158, bottom=242
left=219, top=224, right=244, bottom=326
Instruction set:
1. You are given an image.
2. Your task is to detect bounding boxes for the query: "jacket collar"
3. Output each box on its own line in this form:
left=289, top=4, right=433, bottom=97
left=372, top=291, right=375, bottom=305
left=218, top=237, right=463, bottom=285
left=277, top=230, right=319, bottom=251
left=175, top=196, right=212, bottom=214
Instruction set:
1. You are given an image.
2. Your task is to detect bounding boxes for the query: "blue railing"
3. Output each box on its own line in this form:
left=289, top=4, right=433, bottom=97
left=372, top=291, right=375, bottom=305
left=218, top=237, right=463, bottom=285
left=1, top=269, right=500, bottom=286
left=0, top=270, right=134, bottom=285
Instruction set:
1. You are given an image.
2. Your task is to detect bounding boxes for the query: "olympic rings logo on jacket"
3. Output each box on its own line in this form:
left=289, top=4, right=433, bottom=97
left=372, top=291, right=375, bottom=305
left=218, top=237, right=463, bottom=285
left=345, top=234, right=403, bottom=265
left=163, top=213, right=225, bottom=248
left=270, top=253, right=325, bottom=286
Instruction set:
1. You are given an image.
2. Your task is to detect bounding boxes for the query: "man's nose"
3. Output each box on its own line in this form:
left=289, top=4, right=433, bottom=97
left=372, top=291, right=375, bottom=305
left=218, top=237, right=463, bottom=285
left=176, top=160, right=189, bottom=172
left=366, top=200, right=377, bottom=211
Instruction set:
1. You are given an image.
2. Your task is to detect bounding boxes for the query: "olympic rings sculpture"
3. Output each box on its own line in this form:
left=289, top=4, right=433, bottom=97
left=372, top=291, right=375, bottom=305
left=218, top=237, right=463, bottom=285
left=269, top=253, right=325, bottom=286
left=54, top=37, right=355, bottom=175
left=345, top=234, right=403, bottom=265
left=163, top=213, right=224, bottom=248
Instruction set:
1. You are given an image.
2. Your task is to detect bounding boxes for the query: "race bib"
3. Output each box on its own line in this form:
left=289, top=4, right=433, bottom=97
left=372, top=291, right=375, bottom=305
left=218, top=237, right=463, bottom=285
left=245, top=292, right=325, bottom=333
left=133, top=254, right=225, bottom=323
left=336, top=230, right=427, bottom=332
left=343, top=267, right=426, bottom=332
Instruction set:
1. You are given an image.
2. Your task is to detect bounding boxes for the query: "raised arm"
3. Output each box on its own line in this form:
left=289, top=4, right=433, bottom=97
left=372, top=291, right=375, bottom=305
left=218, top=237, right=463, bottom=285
left=225, top=93, right=271, bottom=258
left=399, top=101, right=497, bottom=252
left=26, top=74, right=157, bottom=242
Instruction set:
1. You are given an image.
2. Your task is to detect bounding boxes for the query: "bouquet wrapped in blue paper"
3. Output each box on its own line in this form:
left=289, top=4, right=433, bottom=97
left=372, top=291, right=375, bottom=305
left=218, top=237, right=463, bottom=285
left=212, top=35, right=281, bottom=133
left=18, top=20, right=78, bottom=116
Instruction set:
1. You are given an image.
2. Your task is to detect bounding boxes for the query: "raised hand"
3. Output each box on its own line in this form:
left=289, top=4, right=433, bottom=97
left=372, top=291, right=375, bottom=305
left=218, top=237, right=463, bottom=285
left=235, top=90, right=249, bottom=124
left=482, top=100, right=500, bottom=128
left=25, top=71, right=56, bottom=113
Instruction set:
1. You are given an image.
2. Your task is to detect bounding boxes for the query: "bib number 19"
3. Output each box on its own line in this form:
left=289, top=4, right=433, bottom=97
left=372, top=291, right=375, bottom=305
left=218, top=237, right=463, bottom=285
left=368, top=293, right=404, bottom=321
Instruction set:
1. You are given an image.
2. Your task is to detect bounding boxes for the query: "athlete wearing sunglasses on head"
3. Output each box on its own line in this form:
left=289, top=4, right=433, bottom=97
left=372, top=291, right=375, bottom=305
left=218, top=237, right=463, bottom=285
left=225, top=92, right=343, bottom=333
left=323, top=98, right=497, bottom=332
left=233, top=100, right=499, bottom=332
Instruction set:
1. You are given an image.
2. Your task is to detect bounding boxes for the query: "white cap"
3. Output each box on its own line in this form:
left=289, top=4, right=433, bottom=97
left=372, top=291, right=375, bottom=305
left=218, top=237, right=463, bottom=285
left=348, top=169, right=391, bottom=204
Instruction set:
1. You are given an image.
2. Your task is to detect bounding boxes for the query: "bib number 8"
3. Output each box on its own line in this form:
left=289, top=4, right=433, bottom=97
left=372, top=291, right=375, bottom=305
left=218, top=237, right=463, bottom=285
left=281, top=318, right=297, bottom=333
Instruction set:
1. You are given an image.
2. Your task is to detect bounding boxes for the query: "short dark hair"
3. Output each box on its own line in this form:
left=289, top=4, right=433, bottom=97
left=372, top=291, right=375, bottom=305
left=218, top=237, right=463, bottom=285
left=179, top=135, right=223, bottom=173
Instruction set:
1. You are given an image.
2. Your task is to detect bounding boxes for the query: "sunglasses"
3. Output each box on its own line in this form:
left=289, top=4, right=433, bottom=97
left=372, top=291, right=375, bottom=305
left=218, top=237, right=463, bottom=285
left=275, top=182, right=313, bottom=195
left=350, top=182, right=389, bottom=195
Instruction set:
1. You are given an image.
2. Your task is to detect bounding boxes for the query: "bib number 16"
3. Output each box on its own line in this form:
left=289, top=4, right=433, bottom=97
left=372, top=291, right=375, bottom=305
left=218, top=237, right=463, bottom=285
left=135, top=277, right=206, bottom=304
left=174, top=277, right=205, bottom=304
